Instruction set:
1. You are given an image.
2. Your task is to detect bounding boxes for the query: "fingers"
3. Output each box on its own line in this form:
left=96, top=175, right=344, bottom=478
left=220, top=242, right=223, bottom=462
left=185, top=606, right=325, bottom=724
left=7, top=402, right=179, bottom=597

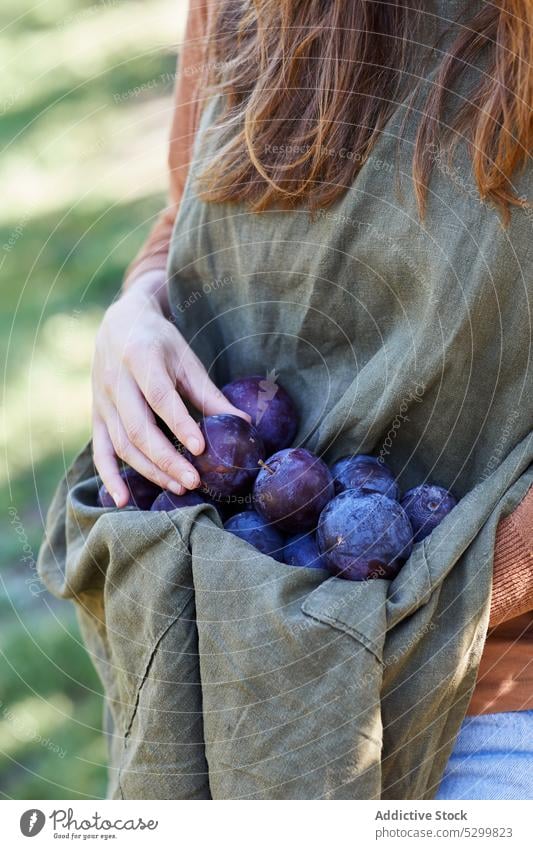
left=92, top=415, right=130, bottom=507
left=93, top=410, right=188, bottom=502
left=125, top=347, right=207, bottom=456
left=176, top=346, right=253, bottom=422
left=104, top=378, right=201, bottom=490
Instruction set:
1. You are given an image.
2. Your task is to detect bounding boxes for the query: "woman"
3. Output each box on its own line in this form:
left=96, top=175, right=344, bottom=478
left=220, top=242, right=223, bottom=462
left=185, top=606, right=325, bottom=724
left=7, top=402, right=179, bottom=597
left=91, top=0, right=532, bottom=798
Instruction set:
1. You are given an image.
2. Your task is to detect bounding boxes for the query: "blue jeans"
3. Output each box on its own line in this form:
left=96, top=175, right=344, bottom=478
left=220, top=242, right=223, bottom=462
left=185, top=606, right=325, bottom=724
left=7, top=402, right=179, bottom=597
left=436, top=710, right=533, bottom=800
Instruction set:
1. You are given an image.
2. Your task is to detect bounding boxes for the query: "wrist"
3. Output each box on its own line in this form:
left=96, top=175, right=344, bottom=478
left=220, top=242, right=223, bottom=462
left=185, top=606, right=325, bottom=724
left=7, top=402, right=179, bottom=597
left=121, top=269, right=170, bottom=317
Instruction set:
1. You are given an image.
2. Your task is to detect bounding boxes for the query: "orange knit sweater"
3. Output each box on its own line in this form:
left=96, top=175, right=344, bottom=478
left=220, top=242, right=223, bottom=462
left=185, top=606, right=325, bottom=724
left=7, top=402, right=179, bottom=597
left=124, top=0, right=533, bottom=715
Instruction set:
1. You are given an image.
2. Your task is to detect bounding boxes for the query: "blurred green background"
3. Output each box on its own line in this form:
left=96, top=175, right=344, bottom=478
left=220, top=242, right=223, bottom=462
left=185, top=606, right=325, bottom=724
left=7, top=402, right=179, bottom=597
left=1, top=0, right=188, bottom=798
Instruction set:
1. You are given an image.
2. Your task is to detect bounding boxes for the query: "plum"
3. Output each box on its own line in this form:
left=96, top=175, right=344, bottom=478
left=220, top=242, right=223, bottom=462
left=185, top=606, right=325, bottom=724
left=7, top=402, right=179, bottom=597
left=202, top=490, right=255, bottom=522
left=283, top=532, right=328, bottom=570
left=331, top=454, right=400, bottom=500
left=150, top=490, right=206, bottom=511
left=224, top=510, right=285, bottom=561
left=253, top=447, right=334, bottom=533
left=222, top=374, right=298, bottom=455
left=317, top=491, right=413, bottom=581
left=183, top=414, right=265, bottom=498
left=98, top=467, right=160, bottom=510
left=400, top=483, right=457, bottom=543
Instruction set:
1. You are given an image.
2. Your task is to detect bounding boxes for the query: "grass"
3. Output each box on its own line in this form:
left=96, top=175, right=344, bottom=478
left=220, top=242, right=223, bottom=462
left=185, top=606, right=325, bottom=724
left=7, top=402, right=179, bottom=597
left=1, top=0, right=188, bottom=798
left=0, top=607, right=108, bottom=799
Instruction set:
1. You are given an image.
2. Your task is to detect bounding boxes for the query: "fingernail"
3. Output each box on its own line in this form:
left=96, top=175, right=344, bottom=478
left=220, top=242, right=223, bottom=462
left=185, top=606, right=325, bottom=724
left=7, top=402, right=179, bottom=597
left=188, top=437, right=202, bottom=455
left=169, top=481, right=183, bottom=495
left=112, top=492, right=121, bottom=507
left=183, top=471, right=198, bottom=488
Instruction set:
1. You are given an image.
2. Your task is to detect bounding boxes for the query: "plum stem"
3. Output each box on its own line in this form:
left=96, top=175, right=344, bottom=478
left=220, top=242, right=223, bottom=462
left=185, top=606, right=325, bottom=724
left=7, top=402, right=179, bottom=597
left=258, top=459, right=274, bottom=475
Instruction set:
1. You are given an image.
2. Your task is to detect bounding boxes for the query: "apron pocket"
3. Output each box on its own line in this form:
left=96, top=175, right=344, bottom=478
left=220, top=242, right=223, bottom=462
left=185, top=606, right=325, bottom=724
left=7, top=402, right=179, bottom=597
left=190, top=515, right=385, bottom=799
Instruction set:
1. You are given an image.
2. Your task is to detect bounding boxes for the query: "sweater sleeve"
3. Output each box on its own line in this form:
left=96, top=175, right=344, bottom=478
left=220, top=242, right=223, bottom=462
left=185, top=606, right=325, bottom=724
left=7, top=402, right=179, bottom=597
left=123, top=0, right=212, bottom=287
left=489, top=484, right=533, bottom=627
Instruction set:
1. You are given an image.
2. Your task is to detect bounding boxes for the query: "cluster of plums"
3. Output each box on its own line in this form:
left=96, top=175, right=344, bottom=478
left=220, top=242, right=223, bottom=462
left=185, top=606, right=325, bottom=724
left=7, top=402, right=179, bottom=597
left=98, top=375, right=457, bottom=581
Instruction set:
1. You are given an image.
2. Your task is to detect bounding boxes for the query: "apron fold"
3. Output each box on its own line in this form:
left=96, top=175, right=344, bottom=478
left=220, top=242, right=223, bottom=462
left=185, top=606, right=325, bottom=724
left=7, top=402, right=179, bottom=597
left=38, top=441, right=212, bottom=800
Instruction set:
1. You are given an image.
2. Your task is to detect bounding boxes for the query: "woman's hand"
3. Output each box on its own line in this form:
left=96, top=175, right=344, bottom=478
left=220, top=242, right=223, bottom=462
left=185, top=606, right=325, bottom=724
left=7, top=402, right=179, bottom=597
left=91, top=271, right=249, bottom=507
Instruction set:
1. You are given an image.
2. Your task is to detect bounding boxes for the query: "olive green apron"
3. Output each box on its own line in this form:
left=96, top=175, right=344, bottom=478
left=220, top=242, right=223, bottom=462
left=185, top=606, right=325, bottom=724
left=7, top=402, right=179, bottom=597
left=38, top=1, right=532, bottom=799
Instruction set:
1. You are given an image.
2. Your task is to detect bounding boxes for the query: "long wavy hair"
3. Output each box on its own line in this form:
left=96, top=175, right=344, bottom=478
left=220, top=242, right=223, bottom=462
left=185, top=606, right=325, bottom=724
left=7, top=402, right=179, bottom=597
left=197, top=0, right=532, bottom=223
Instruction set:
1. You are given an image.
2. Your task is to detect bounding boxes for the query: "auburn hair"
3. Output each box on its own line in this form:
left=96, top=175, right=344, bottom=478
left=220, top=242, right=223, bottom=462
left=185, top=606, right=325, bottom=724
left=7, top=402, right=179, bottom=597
left=197, top=0, right=532, bottom=223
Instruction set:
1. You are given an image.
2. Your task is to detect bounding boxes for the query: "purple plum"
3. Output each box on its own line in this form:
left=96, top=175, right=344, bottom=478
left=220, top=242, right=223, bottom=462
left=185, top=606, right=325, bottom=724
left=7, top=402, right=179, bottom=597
left=283, top=532, right=328, bottom=570
left=222, top=374, right=298, bottom=455
left=224, top=510, right=285, bottom=561
left=98, top=467, right=160, bottom=510
left=330, top=454, right=400, bottom=500
left=317, top=491, right=413, bottom=581
left=183, top=414, right=265, bottom=498
left=150, top=490, right=206, bottom=511
left=400, top=483, right=457, bottom=543
left=253, top=447, right=334, bottom=533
